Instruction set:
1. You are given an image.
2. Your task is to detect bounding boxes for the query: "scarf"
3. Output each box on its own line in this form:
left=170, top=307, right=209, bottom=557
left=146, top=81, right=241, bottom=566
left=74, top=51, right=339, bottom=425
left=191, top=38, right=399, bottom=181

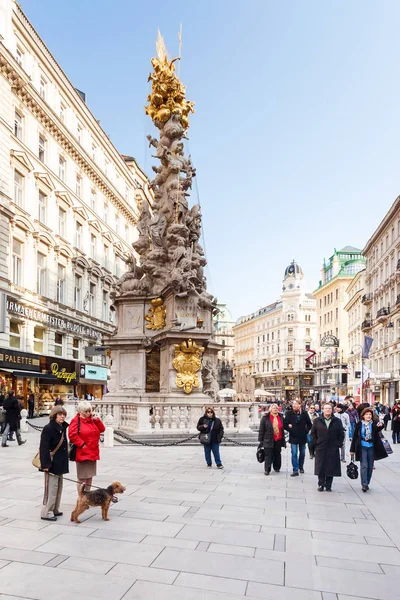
left=362, top=420, right=372, bottom=441
left=269, top=414, right=282, bottom=440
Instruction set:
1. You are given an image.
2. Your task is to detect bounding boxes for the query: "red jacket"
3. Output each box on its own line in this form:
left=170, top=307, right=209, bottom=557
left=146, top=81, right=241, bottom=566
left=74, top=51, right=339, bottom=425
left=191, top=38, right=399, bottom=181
left=68, top=414, right=105, bottom=462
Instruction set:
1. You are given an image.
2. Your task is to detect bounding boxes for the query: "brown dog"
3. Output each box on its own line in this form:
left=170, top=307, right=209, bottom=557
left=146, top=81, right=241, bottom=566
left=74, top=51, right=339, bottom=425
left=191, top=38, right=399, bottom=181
left=70, top=481, right=125, bottom=523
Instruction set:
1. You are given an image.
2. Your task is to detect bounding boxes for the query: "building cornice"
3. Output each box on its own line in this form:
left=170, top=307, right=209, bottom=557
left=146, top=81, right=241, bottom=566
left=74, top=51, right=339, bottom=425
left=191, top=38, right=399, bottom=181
left=363, top=196, right=400, bottom=255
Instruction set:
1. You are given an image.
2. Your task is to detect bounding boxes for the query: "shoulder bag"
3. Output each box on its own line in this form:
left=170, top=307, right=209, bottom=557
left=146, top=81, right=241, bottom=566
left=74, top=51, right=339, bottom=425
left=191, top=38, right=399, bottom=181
left=68, top=415, right=80, bottom=461
left=199, top=420, right=214, bottom=445
left=32, top=432, right=64, bottom=470
left=381, top=438, right=393, bottom=455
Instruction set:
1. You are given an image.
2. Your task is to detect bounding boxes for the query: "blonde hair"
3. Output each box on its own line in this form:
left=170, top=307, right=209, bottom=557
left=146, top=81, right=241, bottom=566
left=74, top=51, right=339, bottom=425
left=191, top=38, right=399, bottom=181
left=77, top=400, right=92, bottom=414
left=49, top=405, right=67, bottom=420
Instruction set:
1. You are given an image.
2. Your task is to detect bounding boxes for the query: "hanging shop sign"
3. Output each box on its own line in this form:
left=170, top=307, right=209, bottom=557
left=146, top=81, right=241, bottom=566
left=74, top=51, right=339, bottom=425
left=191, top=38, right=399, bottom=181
left=79, top=364, right=108, bottom=382
left=321, top=334, right=339, bottom=348
left=45, top=358, right=78, bottom=384
left=0, top=348, right=41, bottom=372
left=7, top=299, right=102, bottom=340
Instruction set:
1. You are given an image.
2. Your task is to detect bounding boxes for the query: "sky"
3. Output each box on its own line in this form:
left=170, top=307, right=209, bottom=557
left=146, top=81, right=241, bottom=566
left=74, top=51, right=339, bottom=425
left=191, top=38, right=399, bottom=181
left=20, top=0, right=400, bottom=320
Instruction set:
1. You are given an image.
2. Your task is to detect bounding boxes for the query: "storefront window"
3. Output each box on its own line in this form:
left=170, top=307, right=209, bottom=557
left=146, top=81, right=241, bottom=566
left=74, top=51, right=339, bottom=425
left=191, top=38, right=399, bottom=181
left=72, top=337, right=80, bottom=360
left=9, top=320, right=21, bottom=349
left=55, top=333, right=63, bottom=357
left=33, top=326, right=45, bottom=353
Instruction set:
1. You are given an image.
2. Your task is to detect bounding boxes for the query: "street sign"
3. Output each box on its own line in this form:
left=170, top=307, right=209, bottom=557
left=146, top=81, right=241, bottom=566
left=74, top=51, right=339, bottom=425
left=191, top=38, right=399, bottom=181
left=84, top=346, right=110, bottom=357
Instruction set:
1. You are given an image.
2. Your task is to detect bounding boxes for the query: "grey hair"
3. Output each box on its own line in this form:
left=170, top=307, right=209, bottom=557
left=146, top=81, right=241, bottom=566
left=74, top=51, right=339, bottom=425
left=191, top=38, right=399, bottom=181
left=77, top=400, right=92, bottom=414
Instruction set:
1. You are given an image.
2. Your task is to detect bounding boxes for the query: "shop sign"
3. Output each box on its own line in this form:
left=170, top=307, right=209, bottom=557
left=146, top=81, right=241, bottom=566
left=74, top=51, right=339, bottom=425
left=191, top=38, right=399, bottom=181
left=79, top=364, right=108, bottom=381
left=0, top=348, right=41, bottom=372
left=50, top=362, right=77, bottom=384
left=321, top=334, right=339, bottom=347
left=7, top=299, right=101, bottom=340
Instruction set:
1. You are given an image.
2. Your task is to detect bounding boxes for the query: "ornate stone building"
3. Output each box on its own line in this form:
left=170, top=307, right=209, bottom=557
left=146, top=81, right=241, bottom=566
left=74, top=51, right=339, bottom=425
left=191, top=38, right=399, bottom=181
left=213, top=303, right=235, bottom=389
left=233, top=261, right=317, bottom=402
left=344, top=269, right=366, bottom=402
left=313, top=247, right=366, bottom=402
left=0, top=0, right=151, bottom=411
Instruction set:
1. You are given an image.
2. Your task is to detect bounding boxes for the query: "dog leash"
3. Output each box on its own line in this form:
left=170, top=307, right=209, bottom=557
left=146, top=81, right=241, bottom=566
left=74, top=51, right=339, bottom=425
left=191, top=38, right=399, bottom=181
left=48, top=473, right=119, bottom=502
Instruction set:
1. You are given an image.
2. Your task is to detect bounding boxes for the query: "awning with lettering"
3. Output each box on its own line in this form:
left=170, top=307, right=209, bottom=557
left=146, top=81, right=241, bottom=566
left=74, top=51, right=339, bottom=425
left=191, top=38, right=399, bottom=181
left=12, top=371, right=59, bottom=381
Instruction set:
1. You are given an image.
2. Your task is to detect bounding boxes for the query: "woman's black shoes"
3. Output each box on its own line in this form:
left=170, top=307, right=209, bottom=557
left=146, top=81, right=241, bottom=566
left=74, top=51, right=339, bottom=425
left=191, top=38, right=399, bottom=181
left=53, top=512, right=63, bottom=517
left=318, top=486, right=324, bottom=492
left=41, top=516, right=57, bottom=521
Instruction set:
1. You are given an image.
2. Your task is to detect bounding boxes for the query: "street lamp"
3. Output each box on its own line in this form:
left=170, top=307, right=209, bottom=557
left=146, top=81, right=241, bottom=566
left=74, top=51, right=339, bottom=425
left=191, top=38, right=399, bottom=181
left=350, top=344, right=364, bottom=404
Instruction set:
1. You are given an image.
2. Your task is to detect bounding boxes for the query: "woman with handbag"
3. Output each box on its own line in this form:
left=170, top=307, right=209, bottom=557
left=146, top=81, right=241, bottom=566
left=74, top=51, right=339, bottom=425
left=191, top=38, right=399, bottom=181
left=197, top=407, right=224, bottom=469
left=350, top=406, right=387, bottom=492
left=39, top=405, right=69, bottom=521
left=391, top=399, right=400, bottom=444
left=68, top=400, right=105, bottom=492
left=258, top=403, right=286, bottom=475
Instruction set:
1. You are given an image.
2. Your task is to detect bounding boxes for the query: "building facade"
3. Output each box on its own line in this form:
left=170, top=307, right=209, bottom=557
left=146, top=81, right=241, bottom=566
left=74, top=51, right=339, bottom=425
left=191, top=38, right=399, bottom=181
left=213, top=303, right=235, bottom=390
left=363, top=197, right=400, bottom=405
left=343, top=269, right=366, bottom=402
left=313, top=247, right=366, bottom=403
left=233, top=261, right=317, bottom=402
left=0, top=0, right=151, bottom=412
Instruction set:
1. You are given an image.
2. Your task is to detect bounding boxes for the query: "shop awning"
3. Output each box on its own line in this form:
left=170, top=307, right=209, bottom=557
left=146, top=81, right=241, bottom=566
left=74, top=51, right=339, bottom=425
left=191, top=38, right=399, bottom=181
left=13, top=371, right=59, bottom=381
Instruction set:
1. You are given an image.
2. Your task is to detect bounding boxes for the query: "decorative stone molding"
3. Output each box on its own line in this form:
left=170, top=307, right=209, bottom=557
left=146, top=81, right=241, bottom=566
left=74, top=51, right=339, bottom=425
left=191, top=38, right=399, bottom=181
left=33, top=171, right=55, bottom=191
left=10, top=149, right=34, bottom=173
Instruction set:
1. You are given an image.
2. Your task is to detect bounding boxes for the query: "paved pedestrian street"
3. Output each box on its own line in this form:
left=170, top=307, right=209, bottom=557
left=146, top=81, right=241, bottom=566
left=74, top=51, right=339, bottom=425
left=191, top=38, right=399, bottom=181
left=1, top=428, right=400, bottom=600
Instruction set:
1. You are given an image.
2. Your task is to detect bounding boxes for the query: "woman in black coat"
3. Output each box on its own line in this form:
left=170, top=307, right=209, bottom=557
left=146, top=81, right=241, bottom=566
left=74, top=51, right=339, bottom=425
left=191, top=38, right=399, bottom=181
left=310, top=402, right=344, bottom=492
left=197, top=407, right=224, bottom=468
left=391, top=399, right=400, bottom=443
left=350, top=406, right=387, bottom=492
left=1, top=391, right=25, bottom=447
left=39, top=405, right=69, bottom=521
left=258, top=404, right=286, bottom=475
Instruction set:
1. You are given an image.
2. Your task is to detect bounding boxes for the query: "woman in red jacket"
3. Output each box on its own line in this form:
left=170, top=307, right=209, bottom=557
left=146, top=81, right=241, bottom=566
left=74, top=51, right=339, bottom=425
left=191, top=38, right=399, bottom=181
left=68, top=400, right=105, bottom=492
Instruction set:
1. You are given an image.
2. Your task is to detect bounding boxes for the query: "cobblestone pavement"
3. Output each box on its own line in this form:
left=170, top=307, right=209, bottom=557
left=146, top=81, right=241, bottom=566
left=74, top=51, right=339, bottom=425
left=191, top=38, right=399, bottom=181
left=0, top=426, right=399, bottom=599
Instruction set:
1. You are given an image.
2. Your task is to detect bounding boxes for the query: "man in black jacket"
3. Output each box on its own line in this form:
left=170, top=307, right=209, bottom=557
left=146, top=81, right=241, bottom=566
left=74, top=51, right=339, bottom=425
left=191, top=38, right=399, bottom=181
left=284, top=399, right=312, bottom=477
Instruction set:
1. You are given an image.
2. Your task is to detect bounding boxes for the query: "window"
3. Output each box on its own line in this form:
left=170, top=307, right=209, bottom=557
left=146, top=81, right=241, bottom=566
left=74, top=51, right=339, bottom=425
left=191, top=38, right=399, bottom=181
left=75, top=222, right=82, bottom=248
left=115, top=213, right=119, bottom=234
left=15, top=47, right=23, bottom=66
left=105, top=157, right=110, bottom=176
left=9, top=320, right=21, bottom=349
left=103, top=245, right=109, bottom=269
left=102, top=290, right=108, bottom=321
left=306, top=328, right=310, bottom=336
left=288, top=328, right=293, bottom=336
left=89, top=282, right=96, bottom=316
left=54, top=333, right=63, bottom=357
left=72, top=337, right=80, bottom=360
left=74, top=274, right=82, bottom=310
left=91, top=190, right=96, bottom=211
left=60, top=102, right=66, bottom=123
left=39, top=76, right=46, bottom=100
left=58, top=156, right=66, bottom=181
left=125, top=186, right=129, bottom=200
left=36, top=252, right=46, bottom=295
left=58, top=207, right=66, bottom=237
left=14, top=111, right=23, bottom=140
left=38, top=135, right=46, bottom=162
left=336, top=289, right=339, bottom=300
left=38, top=191, right=47, bottom=224
left=104, top=202, right=108, bottom=222
left=57, top=264, right=66, bottom=303
left=33, top=326, right=44, bottom=353
left=87, top=342, right=95, bottom=362
left=13, top=171, right=24, bottom=207
left=125, top=224, right=129, bottom=240
left=90, top=234, right=97, bottom=259
left=92, top=143, right=97, bottom=161
left=12, top=239, right=22, bottom=285
left=288, top=342, right=293, bottom=351
left=76, top=175, right=81, bottom=197
left=77, top=123, right=82, bottom=143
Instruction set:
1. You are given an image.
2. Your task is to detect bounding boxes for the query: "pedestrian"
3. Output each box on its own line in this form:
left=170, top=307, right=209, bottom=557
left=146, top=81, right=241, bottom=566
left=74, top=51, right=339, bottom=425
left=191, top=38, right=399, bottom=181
left=1, top=391, right=26, bottom=447
left=391, top=399, right=400, bottom=444
left=197, top=406, right=224, bottom=469
left=68, top=400, right=105, bottom=492
left=54, top=396, right=64, bottom=406
left=334, top=404, right=350, bottom=462
left=39, top=405, right=69, bottom=521
left=28, top=391, right=35, bottom=419
left=346, top=401, right=359, bottom=440
left=350, top=406, right=388, bottom=492
left=284, top=399, right=312, bottom=477
left=383, top=402, right=391, bottom=431
left=306, top=404, right=319, bottom=458
left=258, top=403, right=286, bottom=475
left=310, top=401, right=345, bottom=492
left=314, top=403, right=321, bottom=415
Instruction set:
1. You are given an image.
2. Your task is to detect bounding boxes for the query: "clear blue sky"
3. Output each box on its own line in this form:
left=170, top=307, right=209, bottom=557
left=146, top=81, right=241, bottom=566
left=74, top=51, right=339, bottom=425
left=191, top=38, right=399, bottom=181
left=21, top=0, right=400, bottom=319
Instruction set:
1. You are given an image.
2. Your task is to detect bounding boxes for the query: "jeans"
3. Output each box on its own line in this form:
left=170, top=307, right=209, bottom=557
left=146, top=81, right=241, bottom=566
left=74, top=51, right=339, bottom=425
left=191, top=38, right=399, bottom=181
left=349, top=422, right=355, bottom=440
left=204, top=442, right=222, bottom=466
left=2, top=423, right=22, bottom=446
left=361, top=446, right=374, bottom=488
left=392, top=431, right=400, bottom=444
left=264, top=441, right=282, bottom=473
left=291, top=443, right=306, bottom=473
left=306, top=434, right=314, bottom=457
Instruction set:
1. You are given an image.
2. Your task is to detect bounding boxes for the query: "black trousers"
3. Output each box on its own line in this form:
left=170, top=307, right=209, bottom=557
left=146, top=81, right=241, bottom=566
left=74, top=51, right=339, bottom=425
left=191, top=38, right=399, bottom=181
left=264, top=441, right=282, bottom=473
left=318, top=473, right=333, bottom=489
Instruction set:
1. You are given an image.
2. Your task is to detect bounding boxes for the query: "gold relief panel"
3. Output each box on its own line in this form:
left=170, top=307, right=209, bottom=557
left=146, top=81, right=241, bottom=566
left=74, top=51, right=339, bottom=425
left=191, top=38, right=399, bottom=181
left=172, top=338, right=204, bottom=394
left=145, top=298, right=166, bottom=331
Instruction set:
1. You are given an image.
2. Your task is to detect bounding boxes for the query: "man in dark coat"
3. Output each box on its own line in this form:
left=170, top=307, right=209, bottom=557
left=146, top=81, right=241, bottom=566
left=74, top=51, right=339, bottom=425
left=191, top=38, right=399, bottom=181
left=258, top=404, right=286, bottom=475
left=28, top=392, right=35, bottom=419
left=310, top=402, right=344, bottom=491
left=284, top=399, right=312, bottom=476
left=1, top=391, right=25, bottom=447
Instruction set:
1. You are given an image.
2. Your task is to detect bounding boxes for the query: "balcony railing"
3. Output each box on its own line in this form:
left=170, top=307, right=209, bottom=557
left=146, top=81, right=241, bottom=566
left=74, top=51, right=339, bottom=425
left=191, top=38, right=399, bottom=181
left=361, top=320, right=373, bottom=330
left=376, top=307, right=390, bottom=320
left=361, top=293, right=373, bottom=304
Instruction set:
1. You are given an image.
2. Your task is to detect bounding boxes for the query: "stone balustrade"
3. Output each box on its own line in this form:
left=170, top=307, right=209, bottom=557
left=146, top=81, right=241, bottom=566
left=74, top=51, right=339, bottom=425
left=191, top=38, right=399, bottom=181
left=70, top=400, right=265, bottom=434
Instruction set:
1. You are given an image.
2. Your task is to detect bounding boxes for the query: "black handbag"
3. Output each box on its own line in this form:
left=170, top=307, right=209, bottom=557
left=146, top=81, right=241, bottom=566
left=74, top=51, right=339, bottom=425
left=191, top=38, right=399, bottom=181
left=68, top=415, right=80, bottom=462
left=256, top=446, right=265, bottom=463
left=199, top=420, right=213, bottom=445
left=346, top=460, right=359, bottom=480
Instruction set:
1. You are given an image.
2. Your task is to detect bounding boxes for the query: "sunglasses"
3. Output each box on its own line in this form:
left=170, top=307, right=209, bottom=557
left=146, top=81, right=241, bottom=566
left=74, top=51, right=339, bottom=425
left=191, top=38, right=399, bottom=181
left=206, top=411, right=213, bottom=414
